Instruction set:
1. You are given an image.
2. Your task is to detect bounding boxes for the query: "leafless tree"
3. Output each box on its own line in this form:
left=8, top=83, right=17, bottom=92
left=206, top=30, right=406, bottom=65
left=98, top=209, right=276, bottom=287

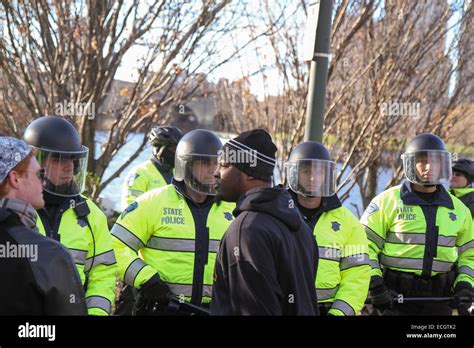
left=0, top=0, right=262, bottom=199
left=213, top=0, right=473, bottom=213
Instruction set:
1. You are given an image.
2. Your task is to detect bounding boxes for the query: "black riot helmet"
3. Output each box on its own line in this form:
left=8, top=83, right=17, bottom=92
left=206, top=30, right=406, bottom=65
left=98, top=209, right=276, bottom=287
left=148, top=126, right=183, bottom=167
left=401, top=133, right=452, bottom=186
left=286, top=141, right=337, bottom=197
left=405, top=133, right=448, bottom=153
left=23, top=116, right=89, bottom=197
left=453, top=158, right=474, bottom=184
left=174, top=129, right=222, bottom=195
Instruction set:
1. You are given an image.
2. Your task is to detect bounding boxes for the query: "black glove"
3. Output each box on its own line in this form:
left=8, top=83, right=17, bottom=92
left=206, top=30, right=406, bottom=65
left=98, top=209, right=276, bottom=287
left=369, top=276, right=396, bottom=309
left=451, top=282, right=473, bottom=316
left=137, top=274, right=170, bottom=311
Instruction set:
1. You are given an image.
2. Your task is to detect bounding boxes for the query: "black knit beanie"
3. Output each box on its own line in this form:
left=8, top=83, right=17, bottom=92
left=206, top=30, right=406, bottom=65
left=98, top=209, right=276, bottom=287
left=220, top=129, right=277, bottom=182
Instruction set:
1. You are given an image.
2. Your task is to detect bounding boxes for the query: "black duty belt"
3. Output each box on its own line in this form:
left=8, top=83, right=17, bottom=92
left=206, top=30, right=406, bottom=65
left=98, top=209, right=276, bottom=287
left=383, top=268, right=455, bottom=297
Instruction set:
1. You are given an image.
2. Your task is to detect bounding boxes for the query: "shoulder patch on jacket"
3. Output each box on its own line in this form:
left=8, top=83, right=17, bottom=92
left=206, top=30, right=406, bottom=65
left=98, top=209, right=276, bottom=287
left=362, top=202, right=379, bottom=219
left=121, top=201, right=138, bottom=219
left=127, top=173, right=140, bottom=186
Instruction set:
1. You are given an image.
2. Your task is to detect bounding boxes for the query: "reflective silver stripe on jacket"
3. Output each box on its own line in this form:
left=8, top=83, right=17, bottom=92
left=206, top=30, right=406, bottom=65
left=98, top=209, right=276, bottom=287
left=203, top=284, right=214, bottom=298
left=318, top=247, right=341, bottom=262
left=111, top=224, right=145, bottom=252
left=147, top=237, right=220, bottom=253
left=340, top=254, right=370, bottom=270
left=69, top=249, right=88, bottom=265
left=458, top=240, right=474, bottom=255
left=208, top=240, right=220, bottom=253
left=437, top=235, right=457, bottom=247
left=84, top=250, right=117, bottom=273
left=127, top=189, right=144, bottom=198
left=147, top=237, right=195, bottom=252
left=364, top=226, right=385, bottom=249
left=167, top=283, right=213, bottom=298
left=368, top=259, right=380, bottom=269
left=317, top=286, right=339, bottom=301
left=124, top=258, right=148, bottom=286
left=86, top=296, right=112, bottom=314
left=386, top=232, right=456, bottom=247
left=380, top=254, right=453, bottom=272
left=458, top=266, right=474, bottom=278
left=386, top=232, right=425, bottom=244
left=330, top=299, right=355, bottom=316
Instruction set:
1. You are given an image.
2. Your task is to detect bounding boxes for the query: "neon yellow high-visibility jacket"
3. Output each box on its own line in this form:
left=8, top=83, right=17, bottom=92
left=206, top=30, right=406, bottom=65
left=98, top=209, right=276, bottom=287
left=291, top=191, right=370, bottom=316
left=37, top=195, right=117, bottom=316
left=121, top=159, right=172, bottom=209
left=361, top=182, right=474, bottom=288
left=450, top=187, right=474, bottom=217
left=111, top=180, right=235, bottom=305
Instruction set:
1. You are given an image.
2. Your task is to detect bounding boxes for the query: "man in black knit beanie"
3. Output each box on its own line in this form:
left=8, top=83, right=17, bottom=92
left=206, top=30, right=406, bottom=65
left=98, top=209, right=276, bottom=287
left=211, top=129, right=319, bottom=315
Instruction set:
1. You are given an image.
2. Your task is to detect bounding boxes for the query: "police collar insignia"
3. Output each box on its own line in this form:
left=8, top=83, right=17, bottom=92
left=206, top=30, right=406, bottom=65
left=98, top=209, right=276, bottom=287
left=448, top=212, right=457, bottom=221
left=224, top=212, right=233, bottom=221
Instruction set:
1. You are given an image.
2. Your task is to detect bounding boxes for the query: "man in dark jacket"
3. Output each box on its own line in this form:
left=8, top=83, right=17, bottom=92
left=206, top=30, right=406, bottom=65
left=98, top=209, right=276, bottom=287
left=211, top=129, right=319, bottom=315
left=0, top=136, right=87, bottom=315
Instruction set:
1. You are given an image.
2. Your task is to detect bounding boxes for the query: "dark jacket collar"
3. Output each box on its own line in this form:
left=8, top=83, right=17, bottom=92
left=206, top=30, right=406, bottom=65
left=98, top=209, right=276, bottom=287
left=400, top=181, right=454, bottom=209
left=287, top=188, right=342, bottom=213
left=234, top=185, right=302, bottom=231
left=171, top=178, right=214, bottom=207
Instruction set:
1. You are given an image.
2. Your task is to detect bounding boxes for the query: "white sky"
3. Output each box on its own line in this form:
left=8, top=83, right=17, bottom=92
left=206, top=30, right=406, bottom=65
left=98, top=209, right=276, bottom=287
left=114, top=0, right=465, bottom=100
left=114, top=1, right=297, bottom=100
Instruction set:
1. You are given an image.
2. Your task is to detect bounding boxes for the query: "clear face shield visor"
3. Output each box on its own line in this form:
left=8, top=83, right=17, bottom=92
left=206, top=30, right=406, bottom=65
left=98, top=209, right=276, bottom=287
left=401, top=150, right=452, bottom=186
left=174, top=154, right=219, bottom=195
left=35, top=146, right=89, bottom=197
left=286, top=159, right=337, bottom=197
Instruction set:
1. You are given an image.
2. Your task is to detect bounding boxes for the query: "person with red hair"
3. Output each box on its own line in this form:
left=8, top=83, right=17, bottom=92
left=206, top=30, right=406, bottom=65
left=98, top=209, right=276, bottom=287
left=0, top=136, right=87, bottom=315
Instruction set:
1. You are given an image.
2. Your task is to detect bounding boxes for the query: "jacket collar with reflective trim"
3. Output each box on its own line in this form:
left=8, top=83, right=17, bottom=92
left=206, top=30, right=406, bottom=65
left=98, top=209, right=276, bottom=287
left=171, top=178, right=214, bottom=207
left=400, top=181, right=454, bottom=209
left=287, top=188, right=342, bottom=213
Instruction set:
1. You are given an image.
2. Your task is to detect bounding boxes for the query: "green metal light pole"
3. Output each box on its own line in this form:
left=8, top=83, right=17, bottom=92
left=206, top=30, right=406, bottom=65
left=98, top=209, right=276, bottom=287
left=303, top=0, right=333, bottom=143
